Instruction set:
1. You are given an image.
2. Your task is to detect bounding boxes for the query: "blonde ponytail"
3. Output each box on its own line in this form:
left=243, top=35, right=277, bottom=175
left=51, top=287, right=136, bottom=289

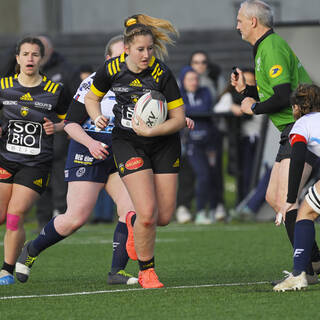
left=124, top=14, right=178, bottom=60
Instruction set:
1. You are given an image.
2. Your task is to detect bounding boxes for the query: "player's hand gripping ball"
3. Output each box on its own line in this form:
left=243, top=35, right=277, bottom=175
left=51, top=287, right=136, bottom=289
left=133, top=91, right=167, bottom=127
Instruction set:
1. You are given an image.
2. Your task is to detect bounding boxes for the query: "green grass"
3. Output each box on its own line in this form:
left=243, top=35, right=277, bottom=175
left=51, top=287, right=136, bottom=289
left=1, top=221, right=320, bottom=319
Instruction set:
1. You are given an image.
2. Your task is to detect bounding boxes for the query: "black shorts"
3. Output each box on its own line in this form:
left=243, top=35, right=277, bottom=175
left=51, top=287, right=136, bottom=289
left=112, top=128, right=181, bottom=177
left=0, top=154, right=50, bottom=194
left=276, top=123, right=317, bottom=166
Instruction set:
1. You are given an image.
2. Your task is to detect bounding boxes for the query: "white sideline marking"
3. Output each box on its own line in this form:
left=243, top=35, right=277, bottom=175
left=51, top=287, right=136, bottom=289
left=0, top=281, right=269, bottom=300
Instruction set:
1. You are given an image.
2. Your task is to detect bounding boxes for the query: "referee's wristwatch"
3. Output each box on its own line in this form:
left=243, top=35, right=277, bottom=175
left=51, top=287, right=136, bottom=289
left=251, top=102, right=257, bottom=114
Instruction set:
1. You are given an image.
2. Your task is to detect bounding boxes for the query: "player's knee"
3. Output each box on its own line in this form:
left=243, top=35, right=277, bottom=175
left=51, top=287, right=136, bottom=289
left=6, top=213, right=21, bottom=231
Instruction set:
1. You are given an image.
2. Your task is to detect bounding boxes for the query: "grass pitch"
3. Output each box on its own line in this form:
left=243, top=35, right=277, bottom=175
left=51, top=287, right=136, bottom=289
left=1, top=221, right=320, bottom=319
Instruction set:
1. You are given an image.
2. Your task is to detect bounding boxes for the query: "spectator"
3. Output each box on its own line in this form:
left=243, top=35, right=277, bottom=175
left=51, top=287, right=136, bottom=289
left=179, top=66, right=226, bottom=224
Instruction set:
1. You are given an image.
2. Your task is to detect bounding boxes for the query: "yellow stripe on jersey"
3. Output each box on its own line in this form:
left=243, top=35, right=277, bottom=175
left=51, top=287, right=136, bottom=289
left=48, top=82, right=55, bottom=92
left=44, top=80, right=52, bottom=91
left=152, top=64, right=159, bottom=76
left=115, top=58, right=120, bottom=72
left=57, top=113, right=66, bottom=120
left=0, top=78, right=4, bottom=90
left=52, top=83, right=59, bottom=94
left=5, top=77, right=9, bottom=88
left=14, top=74, right=18, bottom=79
left=42, top=75, right=47, bottom=82
left=9, top=77, right=13, bottom=87
left=90, top=84, right=106, bottom=97
left=120, top=52, right=125, bottom=63
left=112, top=60, right=117, bottom=74
left=148, top=56, right=155, bottom=67
left=167, top=98, right=184, bottom=110
left=108, top=63, right=113, bottom=76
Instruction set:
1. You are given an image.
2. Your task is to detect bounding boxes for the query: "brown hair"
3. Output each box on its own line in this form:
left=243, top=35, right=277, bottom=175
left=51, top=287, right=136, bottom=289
left=123, top=14, right=178, bottom=60
left=291, top=84, right=320, bottom=119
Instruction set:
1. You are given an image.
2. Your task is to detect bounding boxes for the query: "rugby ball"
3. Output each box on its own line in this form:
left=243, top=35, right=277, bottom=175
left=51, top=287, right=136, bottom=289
left=133, top=91, right=167, bottom=127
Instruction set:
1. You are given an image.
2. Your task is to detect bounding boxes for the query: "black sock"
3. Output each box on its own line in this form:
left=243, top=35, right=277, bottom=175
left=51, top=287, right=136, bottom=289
left=111, top=221, right=129, bottom=274
left=2, top=262, right=14, bottom=275
left=311, top=241, right=320, bottom=262
left=284, top=209, right=297, bottom=246
left=138, top=257, right=155, bottom=271
left=29, top=218, right=65, bottom=256
left=131, top=213, right=136, bottom=226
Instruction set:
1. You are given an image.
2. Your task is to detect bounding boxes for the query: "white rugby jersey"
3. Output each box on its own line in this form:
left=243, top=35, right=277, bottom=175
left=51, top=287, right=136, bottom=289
left=290, top=112, right=320, bottom=157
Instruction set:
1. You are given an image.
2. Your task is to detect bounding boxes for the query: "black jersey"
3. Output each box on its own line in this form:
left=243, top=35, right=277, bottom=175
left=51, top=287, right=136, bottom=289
left=0, top=74, right=68, bottom=166
left=91, top=53, right=184, bottom=133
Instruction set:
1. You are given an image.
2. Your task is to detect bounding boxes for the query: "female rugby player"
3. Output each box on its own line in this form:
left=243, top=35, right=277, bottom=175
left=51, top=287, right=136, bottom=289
left=0, top=37, right=68, bottom=285
left=85, top=14, right=187, bottom=288
left=274, top=84, right=320, bottom=291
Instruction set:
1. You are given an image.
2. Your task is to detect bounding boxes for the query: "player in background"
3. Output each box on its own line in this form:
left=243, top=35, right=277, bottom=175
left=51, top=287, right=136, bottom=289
left=274, top=84, right=320, bottom=291
left=85, top=14, right=187, bottom=288
left=16, top=35, right=139, bottom=285
left=0, top=36, right=68, bottom=285
left=231, top=0, right=320, bottom=283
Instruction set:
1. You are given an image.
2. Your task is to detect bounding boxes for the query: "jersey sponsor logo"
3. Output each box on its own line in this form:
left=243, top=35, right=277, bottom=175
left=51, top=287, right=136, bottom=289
left=33, top=178, right=43, bottom=187
left=125, top=157, right=144, bottom=170
left=112, top=87, right=129, bottom=93
left=20, top=106, right=29, bottom=117
left=0, top=168, right=12, bottom=179
left=3, top=100, right=17, bottom=105
left=20, top=92, right=33, bottom=101
left=269, top=65, right=283, bottom=78
left=34, top=101, right=52, bottom=110
left=76, top=167, right=86, bottom=177
left=173, top=158, right=180, bottom=168
left=6, top=120, right=42, bottom=155
left=129, top=79, right=142, bottom=87
left=73, top=153, right=94, bottom=165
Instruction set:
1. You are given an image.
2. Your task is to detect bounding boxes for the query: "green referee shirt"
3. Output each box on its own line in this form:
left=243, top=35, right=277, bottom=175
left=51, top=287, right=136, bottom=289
left=254, top=30, right=312, bottom=131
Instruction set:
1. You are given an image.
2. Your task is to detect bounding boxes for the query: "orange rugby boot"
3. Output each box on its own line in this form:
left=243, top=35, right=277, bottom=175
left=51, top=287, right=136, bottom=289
left=138, top=268, right=164, bottom=288
left=125, top=211, right=138, bottom=260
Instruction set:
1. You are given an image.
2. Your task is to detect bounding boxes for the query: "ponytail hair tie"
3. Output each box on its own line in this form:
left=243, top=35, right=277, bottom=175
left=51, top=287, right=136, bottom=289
left=125, top=18, right=137, bottom=27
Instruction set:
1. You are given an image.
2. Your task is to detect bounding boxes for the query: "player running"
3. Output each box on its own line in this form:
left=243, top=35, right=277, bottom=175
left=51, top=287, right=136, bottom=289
left=85, top=14, right=187, bottom=288
left=0, top=37, right=68, bottom=285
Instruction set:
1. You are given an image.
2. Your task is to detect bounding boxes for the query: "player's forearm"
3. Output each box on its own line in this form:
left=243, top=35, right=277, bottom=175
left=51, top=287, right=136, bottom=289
left=64, top=122, right=95, bottom=149
left=84, top=90, right=103, bottom=122
left=149, top=106, right=186, bottom=136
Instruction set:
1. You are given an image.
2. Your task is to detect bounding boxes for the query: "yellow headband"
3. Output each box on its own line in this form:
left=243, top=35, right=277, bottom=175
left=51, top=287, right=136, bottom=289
left=126, top=18, right=137, bottom=27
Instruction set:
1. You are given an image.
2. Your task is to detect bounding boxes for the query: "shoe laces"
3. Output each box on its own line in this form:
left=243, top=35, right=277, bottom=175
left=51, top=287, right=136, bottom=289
left=117, top=270, right=134, bottom=278
left=25, top=256, right=37, bottom=267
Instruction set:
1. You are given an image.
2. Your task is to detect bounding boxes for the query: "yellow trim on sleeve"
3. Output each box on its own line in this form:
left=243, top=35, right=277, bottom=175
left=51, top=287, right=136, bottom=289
left=57, top=113, right=66, bottom=120
left=167, top=98, right=184, bottom=110
left=90, top=84, right=106, bottom=98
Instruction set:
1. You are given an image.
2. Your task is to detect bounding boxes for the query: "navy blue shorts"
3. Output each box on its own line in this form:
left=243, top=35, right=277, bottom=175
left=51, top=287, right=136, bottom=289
left=64, top=158, right=117, bottom=183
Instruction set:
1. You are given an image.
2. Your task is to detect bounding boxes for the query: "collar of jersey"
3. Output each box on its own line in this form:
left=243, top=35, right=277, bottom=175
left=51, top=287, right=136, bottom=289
left=253, top=28, right=274, bottom=58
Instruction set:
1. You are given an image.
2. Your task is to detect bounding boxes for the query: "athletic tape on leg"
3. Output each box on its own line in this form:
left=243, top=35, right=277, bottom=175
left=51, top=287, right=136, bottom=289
left=6, top=213, right=20, bottom=231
